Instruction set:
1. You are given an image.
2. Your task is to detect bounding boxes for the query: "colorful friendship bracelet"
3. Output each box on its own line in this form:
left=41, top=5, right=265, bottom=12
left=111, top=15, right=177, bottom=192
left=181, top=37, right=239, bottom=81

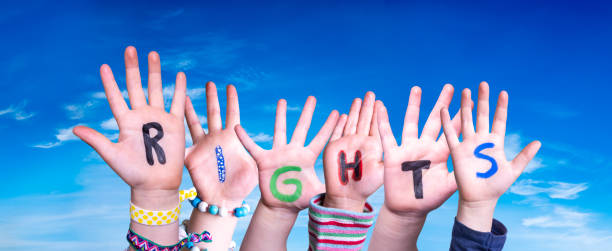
left=127, top=227, right=211, bottom=251
left=180, top=220, right=236, bottom=251
left=189, top=197, right=251, bottom=218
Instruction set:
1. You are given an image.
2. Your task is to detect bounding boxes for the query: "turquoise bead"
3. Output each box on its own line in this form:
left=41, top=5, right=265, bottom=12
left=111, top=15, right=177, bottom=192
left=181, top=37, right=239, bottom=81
left=234, top=207, right=246, bottom=217
left=208, top=205, right=219, bottom=215
left=190, top=197, right=202, bottom=208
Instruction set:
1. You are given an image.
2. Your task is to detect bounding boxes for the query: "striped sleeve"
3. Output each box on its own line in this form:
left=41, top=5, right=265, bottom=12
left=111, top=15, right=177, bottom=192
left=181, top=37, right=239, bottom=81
left=308, top=193, right=375, bottom=251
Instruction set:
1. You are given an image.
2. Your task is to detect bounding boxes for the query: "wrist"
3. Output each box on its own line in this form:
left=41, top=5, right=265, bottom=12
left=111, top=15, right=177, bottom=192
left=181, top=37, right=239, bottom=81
left=457, top=199, right=497, bottom=232
left=260, top=201, right=300, bottom=217
left=131, top=188, right=179, bottom=210
left=323, top=194, right=366, bottom=212
left=383, top=203, right=428, bottom=223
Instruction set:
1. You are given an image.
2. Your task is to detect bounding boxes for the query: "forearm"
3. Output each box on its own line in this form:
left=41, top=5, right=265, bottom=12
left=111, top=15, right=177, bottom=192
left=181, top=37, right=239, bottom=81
left=240, top=201, right=299, bottom=251
left=368, top=204, right=426, bottom=251
left=128, top=188, right=180, bottom=248
left=188, top=206, right=238, bottom=251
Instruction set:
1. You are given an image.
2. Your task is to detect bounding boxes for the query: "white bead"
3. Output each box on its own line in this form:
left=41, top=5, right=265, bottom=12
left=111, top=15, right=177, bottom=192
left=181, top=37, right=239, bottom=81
left=230, top=240, right=236, bottom=248
left=243, top=203, right=250, bottom=213
left=219, top=207, right=228, bottom=217
left=198, top=202, right=208, bottom=212
left=191, top=246, right=200, bottom=251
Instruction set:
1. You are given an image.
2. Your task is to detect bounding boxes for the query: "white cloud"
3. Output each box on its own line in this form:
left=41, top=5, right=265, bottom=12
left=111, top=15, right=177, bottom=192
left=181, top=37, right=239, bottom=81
left=33, top=125, right=80, bottom=148
left=505, top=133, right=545, bottom=173
left=0, top=101, right=35, bottom=120
left=64, top=101, right=96, bottom=119
left=100, top=117, right=118, bottom=130
left=249, top=132, right=273, bottom=142
left=92, top=90, right=128, bottom=99
left=510, top=179, right=588, bottom=199
left=226, top=67, right=268, bottom=90
left=523, top=206, right=590, bottom=228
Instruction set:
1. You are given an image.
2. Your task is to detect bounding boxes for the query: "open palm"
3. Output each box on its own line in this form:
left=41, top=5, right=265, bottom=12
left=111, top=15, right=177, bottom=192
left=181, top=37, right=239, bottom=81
left=73, top=46, right=186, bottom=191
left=184, top=82, right=257, bottom=209
left=377, top=85, right=466, bottom=213
left=322, top=92, right=383, bottom=210
left=441, top=82, right=541, bottom=204
left=235, top=97, right=338, bottom=211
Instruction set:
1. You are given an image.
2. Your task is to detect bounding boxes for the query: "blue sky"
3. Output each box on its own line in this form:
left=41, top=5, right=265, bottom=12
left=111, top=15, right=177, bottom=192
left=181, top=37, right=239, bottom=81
left=1, top=1, right=611, bottom=250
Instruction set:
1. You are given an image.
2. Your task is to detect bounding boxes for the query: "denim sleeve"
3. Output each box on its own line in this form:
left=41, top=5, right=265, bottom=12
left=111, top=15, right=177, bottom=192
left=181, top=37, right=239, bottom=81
left=449, top=218, right=507, bottom=251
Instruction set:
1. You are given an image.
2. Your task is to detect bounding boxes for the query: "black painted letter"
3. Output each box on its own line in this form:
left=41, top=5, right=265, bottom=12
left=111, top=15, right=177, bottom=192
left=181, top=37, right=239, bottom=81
left=338, top=151, right=363, bottom=185
left=401, top=160, right=431, bottom=199
left=142, top=122, right=166, bottom=166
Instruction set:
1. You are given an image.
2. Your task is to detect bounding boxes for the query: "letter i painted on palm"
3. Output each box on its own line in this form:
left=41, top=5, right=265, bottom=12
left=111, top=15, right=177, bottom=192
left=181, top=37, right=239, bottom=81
left=216, top=145, right=226, bottom=183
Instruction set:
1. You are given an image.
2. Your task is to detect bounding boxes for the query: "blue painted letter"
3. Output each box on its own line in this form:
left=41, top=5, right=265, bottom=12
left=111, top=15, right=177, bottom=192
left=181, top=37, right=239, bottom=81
left=474, top=142, right=498, bottom=178
left=216, top=145, right=226, bottom=183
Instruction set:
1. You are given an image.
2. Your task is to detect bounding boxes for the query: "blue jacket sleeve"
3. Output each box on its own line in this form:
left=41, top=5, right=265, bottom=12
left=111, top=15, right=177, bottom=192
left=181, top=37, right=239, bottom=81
left=450, top=218, right=507, bottom=251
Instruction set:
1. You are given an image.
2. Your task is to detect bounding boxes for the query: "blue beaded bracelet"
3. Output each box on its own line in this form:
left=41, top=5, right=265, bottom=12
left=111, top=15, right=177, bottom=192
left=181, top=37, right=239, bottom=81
left=188, top=197, right=250, bottom=218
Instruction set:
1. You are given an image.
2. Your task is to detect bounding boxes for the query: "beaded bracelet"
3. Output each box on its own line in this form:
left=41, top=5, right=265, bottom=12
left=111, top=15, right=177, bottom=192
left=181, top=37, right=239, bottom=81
left=127, top=228, right=211, bottom=251
left=189, top=197, right=251, bottom=218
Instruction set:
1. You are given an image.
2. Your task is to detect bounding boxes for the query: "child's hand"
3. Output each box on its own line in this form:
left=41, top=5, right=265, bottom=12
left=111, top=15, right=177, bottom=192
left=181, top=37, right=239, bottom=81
left=73, top=46, right=186, bottom=200
left=377, top=85, right=463, bottom=216
left=322, top=92, right=384, bottom=212
left=235, top=97, right=339, bottom=212
left=440, top=81, right=541, bottom=231
left=184, top=82, right=257, bottom=208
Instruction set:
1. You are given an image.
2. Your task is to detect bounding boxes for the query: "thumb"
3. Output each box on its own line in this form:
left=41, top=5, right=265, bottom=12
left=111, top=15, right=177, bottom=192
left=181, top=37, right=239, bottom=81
left=73, top=125, right=116, bottom=163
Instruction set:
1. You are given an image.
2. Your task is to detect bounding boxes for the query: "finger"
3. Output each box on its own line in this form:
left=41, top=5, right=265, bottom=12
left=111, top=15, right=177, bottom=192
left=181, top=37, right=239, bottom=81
left=440, top=107, right=460, bottom=149
left=307, top=110, right=339, bottom=155
left=124, top=46, right=147, bottom=109
left=185, top=96, right=204, bottom=144
left=377, top=102, right=398, bottom=152
left=147, top=51, right=164, bottom=108
left=476, top=81, right=490, bottom=134
left=402, top=86, right=422, bottom=141
left=370, top=100, right=381, bottom=138
left=99, top=65, right=129, bottom=117
left=343, top=98, right=362, bottom=135
left=273, top=99, right=287, bottom=147
left=356, top=91, right=375, bottom=135
left=512, top=140, right=541, bottom=176
left=170, top=72, right=186, bottom=117
left=437, top=101, right=470, bottom=147
left=491, top=91, right=508, bottom=137
left=234, top=124, right=265, bottom=159
left=225, top=84, right=240, bottom=128
left=422, top=84, right=454, bottom=140
left=331, top=114, right=348, bottom=141
left=291, top=96, right=316, bottom=146
left=206, top=81, right=223, bottom=132
left=73, top=126, right=117, bottom=170
left=436, top=107, right=461, bottom=154
left=460, top=88, right=475, bottom=139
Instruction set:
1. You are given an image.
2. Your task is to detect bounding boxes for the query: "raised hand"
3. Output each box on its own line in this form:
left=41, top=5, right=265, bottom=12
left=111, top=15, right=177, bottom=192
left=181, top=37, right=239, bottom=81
left=440, top=81, right=541, bottom=231
left=73, top=46, right=186, bottom=244
left=235, top=97, right=338, bottom=211
left=322, top=92, right=383, bottom=212
left=235, top=97, right=339, bottom=251
left=184, top=82, right=257, bottom=209
left=376, top=84, right=463, bottom=215
left=369, top=85, right=466, bottom=251
left=184, top=82, right=258, bottom=250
